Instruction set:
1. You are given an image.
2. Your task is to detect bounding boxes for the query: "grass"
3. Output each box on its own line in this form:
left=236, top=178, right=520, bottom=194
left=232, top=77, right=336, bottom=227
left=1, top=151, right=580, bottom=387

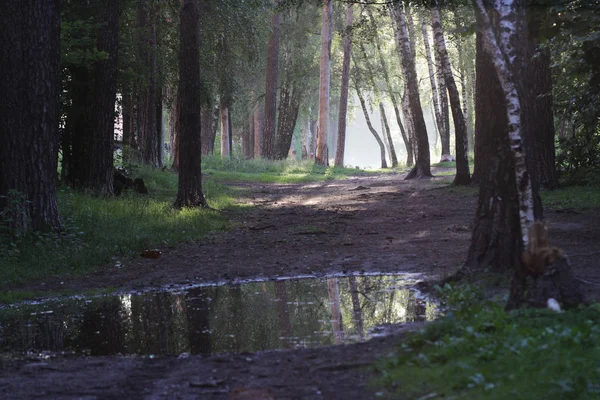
left=376, top=283, right=600, bottom=399
left=0, top=166, right=233, bottom=294
left=202, top=155, right=386, bottom=184
left=542, top=185, right=600, bottom=210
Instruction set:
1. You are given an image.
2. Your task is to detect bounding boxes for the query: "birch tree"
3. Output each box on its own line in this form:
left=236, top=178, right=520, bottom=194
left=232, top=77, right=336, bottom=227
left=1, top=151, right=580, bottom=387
left=335, top=5, right=353, bottom=167
left=431, top=2, right=470, bottom=185
left=368, top=8, right=411, bottom=167
left=391, top=2, right=432, bottom=179
left=316, top=0, right=333, bottom=166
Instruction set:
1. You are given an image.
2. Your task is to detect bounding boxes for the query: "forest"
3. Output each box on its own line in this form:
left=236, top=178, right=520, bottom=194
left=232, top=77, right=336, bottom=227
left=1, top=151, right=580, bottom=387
left=1, top=0, right=600, bottom=398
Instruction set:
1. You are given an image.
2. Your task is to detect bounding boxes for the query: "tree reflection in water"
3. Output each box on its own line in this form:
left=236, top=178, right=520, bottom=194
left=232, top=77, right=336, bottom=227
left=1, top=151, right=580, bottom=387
left=0, top=274, right=437, bottom=356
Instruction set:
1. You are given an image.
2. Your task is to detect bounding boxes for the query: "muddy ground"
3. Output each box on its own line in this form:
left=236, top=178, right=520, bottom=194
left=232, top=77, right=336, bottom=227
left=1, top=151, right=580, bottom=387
left=2, top=170, right=600, bottom=399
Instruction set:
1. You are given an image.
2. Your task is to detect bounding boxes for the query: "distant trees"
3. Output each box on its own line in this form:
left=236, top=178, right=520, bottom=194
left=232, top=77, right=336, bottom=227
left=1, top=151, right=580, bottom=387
left=0, top=0, right=62, bottom=233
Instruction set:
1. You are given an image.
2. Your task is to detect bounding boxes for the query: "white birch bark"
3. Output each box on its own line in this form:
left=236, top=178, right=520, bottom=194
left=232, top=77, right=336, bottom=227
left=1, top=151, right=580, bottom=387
left=474, top=0, right=534, bottom=245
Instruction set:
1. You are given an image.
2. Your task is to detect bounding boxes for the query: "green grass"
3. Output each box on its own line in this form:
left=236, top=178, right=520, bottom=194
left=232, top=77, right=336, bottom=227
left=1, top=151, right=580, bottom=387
left=202, top=155, right=385, bottom=184
left=0, top=166, right=233, bottom=293
left=377, top=299, right=600, bottom=399
left=542, top=185, right=600, bottom=210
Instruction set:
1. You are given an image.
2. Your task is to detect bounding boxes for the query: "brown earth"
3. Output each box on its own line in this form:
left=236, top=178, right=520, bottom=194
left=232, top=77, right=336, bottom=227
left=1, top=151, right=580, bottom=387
left=2, top=170, right=600, bottom=399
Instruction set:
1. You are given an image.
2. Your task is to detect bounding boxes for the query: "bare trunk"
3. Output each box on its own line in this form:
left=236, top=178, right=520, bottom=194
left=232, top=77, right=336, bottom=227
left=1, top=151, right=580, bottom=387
left=174, top=0, right=207, bottom=209
left=379, top=103, right=398, bottom=167
left=356, top=87, right=388, bottom=169
left=421, top=14, right=444, bottom=152
left=169, top=87, right=180, bottom=170
left=316, top=0, right=333, bottom=166
left=335, top=5, right=353, bottom=167
left=200, top=102, right=217, bottom=156
left=392, top=2, right=432, bottom=179
left=253, top=100, right=264, bottom=158
left=263, top=4, right=281, bottom=159
left=220, top=101, right=230, bottom=158
left=274, top=78, right=301, bottom=160
left=431, top=4, right=470, bottom=185
left=0, top=0, right=62, bottom=233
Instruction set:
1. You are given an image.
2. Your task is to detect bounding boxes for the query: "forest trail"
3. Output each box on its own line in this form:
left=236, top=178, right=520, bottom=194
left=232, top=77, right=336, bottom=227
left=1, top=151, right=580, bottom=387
left=3, top=171, right=600, bottom=399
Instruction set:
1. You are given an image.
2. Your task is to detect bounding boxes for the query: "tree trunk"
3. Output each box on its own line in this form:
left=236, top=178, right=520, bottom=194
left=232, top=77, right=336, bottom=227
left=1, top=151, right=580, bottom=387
left=421, top=14, right=444, bottom=154
left=316, top=0, right=333, bottom=167
left=174, top=0, right=207, bottom=209
left=122, top=84, right=133, bottom=154
left=262, top=4, right=281, bottom=160
left=274, top=78, right=301, bottom=160
left=379, top=103, right=398, bottom=167
left=436, top=56, right=450, bottom=155
left=169, top=86, right=181, bottom=170
left=431, top=3, right=470, bottom=185
left=220, top=100, right=230, bottom=158
left=0, top=0, right=62, bottom=233
left=526, top=9, right=559, bottom=190
left=200, top=102, right=216, bottom=156
left=392, top=2, right=432, bottom=179
left=251, top=100, right=263, bottom=158
left=63, top=0, right=120, bottom=195
left=137, top=0, right=160, bottom=167
left=356, top=87, right=388, bottom=169
left=335, top=5, right=353, bottom=168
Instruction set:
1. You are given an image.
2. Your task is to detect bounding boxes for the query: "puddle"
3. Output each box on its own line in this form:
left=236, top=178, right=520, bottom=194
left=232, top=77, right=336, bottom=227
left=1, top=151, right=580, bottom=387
left=0, top=274, right=437, bottom=357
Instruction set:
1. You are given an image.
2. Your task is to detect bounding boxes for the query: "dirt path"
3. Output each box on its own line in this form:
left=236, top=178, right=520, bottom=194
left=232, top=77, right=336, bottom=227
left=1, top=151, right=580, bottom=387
left=3, top=172, right=600, bottom=399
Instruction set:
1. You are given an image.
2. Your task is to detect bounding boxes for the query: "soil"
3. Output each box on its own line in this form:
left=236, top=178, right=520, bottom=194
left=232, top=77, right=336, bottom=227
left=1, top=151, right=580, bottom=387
left=3, top=169, right=600, bottom=399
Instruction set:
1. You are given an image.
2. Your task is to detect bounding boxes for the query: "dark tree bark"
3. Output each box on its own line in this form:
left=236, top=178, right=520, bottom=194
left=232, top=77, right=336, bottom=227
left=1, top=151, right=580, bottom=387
left=436, top=55, right=451, bottom=155
left=263, top=3, right=281, bottom=160
left=466, top=4, right=520, bottom=272
left=274, top=77, right=301, bottom=160
left=525, top=9, right=559, bottom=190
left=156, top=87, right=164, bottom=168
left=392, top=2, right=432, bottom=179
left=335, top=4, right=353, bottom=167
left=63, top=0, right=120, bottom=195
left=467, top=0, right=541, bottom=272
left=137, top=0, right=160, bottom=167
left=122, top=84, right=134, bottom=154
left=0, top=0, right=62, bottom=233
left=431, top=3, right=470, bottom=185
left=174, top=0, right=207, bottom=209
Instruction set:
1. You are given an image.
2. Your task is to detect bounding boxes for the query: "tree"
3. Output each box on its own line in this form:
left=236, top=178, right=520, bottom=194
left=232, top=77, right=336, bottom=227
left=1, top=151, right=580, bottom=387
left=467, top=0, right=541, bottom=271
left=335, top=4, right=353, bottom=167
left=0, top=0, right=62, bottom=233
left=315, top=0, right=333, bottom=167
left=421, top=13, right=445, bottom=157
left=136, top=0, right=161, bottom=167
left=262, top=2, right=281, bottom=159
left=431, top=1, right=470, bottom=185
left=61, top=0, right=121, bottom=195
left=391, top=2, right=432, bottom=179
left=174, top=0, right=208, bottom=209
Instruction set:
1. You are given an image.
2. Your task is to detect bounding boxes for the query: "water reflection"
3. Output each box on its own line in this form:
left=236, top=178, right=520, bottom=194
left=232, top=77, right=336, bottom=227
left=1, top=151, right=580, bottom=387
left=0, top=275, right=436, bottom=356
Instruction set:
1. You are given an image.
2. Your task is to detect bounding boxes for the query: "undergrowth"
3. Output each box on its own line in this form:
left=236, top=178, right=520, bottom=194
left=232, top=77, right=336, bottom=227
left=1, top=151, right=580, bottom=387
left=0, top=166, right=232, bottom=294
left=377, top=283, right=600, bottom=399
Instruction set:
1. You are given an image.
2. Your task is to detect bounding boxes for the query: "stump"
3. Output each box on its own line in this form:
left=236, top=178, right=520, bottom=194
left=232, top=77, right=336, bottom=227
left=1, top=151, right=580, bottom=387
left=506, top=253, right=585, bottom=311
